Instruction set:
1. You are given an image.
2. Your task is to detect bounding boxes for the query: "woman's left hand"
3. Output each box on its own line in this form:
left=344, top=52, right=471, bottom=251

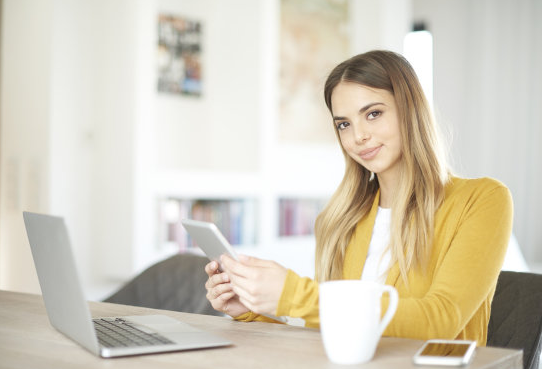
left=220, top=254, right=288, bottom=316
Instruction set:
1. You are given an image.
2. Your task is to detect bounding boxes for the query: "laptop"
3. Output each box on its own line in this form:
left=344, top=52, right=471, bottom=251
left=23, top=211, right=232, bottom=358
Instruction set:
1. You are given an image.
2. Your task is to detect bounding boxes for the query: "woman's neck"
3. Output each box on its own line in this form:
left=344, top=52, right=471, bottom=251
left=377, top=172, right=400, bottom=209
left=378, top=187, right=393, bottom=208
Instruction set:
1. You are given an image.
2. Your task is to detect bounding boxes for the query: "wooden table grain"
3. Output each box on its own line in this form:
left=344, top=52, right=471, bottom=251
left=0, top=290, right=522, bottom=369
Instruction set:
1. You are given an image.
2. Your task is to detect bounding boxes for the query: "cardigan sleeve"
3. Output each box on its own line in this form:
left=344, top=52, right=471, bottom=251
left=233, top=311, right=283, bottom=324
left=382, top=182, right=513, bottom=343
left=275, top=269, right=320, bottom=328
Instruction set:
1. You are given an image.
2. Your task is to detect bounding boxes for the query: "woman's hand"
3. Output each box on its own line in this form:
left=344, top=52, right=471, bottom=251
left=204, top=260, right=250, bottom=317
left=221, top=254, right=288, bottom=316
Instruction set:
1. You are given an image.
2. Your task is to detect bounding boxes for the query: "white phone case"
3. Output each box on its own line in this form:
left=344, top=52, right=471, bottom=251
left=412, top=339, right=476, bottom=366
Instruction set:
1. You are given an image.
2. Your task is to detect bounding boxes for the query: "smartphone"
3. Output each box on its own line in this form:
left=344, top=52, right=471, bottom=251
left=412, top=339, right=476, bottom=366
left=181, top=219, right=239, bottom=269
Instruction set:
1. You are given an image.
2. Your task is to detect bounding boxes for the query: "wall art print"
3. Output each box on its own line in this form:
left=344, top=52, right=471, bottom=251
left=279, top=0, right=350, bottom=143
left=157, top=14, right=203, bottom=96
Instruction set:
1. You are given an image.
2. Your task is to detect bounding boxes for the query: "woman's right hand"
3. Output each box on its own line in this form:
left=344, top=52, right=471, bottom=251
left=204, top=260, right=250, bottom=317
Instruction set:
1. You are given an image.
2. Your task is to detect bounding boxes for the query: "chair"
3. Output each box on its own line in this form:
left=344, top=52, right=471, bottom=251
left=104, top=253, right=222, bottom=316
left=487, top=271, right=542, bottom=369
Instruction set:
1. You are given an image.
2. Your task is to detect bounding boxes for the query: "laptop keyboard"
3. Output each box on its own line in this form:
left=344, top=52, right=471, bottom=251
left=93, top=318, right=174, bottom=348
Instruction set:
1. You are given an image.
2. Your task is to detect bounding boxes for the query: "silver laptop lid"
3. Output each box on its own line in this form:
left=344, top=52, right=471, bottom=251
left=23, top=211, right=100, bottom=354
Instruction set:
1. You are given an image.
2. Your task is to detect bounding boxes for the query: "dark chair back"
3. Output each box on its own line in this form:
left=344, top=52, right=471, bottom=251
left=487, top=271, right=542, bottom=369
left=104, top=253, right=221, bottom=316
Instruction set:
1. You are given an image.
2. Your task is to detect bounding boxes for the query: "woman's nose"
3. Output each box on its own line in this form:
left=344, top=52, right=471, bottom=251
left=354, top=123, right=370, bottom=145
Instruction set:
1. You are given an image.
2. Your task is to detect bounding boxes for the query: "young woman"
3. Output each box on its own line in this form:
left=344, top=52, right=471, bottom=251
left=204, top=50, right=513, bottom=346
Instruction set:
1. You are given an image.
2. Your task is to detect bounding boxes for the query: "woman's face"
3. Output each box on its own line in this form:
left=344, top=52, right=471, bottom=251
left=331, top=81, right=403, bottom=185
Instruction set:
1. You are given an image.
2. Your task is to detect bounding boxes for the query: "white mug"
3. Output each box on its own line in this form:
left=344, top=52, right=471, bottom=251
left=319, top=280, right=399, bottom=365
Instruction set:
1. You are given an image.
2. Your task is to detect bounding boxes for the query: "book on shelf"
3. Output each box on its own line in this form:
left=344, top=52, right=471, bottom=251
left=278, top=197, right=326, bottom=237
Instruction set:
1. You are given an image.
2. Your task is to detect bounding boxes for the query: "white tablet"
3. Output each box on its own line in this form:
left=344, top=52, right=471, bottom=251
left=181, top=219, right=239, bottom=268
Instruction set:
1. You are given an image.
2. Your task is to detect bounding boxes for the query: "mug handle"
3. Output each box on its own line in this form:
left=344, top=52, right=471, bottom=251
left=378, top=285, right=399, bottom=336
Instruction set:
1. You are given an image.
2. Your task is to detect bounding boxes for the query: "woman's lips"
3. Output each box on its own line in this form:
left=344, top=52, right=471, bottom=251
left=359, top=145, right=382, bottom=160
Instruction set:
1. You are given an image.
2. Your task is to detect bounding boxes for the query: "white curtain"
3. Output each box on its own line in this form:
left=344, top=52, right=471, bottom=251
left=413, top=0, right=542, bottom=264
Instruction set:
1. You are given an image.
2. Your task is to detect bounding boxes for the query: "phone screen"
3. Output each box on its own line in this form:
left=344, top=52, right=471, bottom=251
left=420, top=343, right=471, bottom=357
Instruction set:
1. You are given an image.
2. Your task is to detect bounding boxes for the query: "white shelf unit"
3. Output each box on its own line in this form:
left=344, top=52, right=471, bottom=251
left=146, top=149, right=344, bottom=279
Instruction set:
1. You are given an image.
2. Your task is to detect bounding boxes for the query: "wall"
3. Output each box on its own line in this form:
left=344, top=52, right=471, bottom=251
left=131, top=0, right=271, bottom=288
left=0, top=0, right=292, bottom=298
left=412, top=0, right=542, bottom=266
left=152, top=0, right=261, bottom=173
left=0, top=0, right=139, bottom=295
left=351, top=0, right=410, bottom=53
left=132, top=0, right=411, bottom=284
left=0, top=0, right=412, bottom=299
left=0, top=0, right=53, bottom=293
left=49, top=0, right=97, bottom=289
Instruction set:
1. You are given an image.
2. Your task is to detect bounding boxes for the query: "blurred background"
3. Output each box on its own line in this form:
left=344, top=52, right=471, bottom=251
left=1, top=0, right=541, bottom=300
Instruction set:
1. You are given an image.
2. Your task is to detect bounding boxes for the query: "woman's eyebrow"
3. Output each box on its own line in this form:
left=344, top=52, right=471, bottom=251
left=333, top=102, right=386, bottom=121
left=359, top=102, right=385, bottom=113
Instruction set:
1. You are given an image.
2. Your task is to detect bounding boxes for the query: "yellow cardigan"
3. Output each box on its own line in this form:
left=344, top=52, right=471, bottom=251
left=236, top=177, right=513, bottom=346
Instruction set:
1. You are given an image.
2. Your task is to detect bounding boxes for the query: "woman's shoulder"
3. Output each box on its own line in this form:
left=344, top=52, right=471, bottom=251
left=447, top=175, right=509, bottom=191
left=444, top=175, right=512, bottom=205
left=437, top=175, right=513, bottom=228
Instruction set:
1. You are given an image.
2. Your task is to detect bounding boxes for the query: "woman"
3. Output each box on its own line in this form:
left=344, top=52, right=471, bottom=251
left=204, top=50, right=512, bottom=346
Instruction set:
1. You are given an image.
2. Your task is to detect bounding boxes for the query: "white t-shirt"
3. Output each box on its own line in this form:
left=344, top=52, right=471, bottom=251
left=360, top=207, right=392, bottom=284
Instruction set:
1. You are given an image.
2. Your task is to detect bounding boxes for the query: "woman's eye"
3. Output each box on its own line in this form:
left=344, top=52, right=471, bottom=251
left=367, top=110, right=382, bottom=120
left=336, top=121, right=349, bottom=130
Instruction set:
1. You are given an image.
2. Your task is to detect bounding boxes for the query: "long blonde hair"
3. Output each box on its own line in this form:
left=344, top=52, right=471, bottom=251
left=315, top=50, right=449, bottom=283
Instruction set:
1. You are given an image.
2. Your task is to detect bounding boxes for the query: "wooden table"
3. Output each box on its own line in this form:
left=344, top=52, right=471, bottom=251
left=0, top=290, right=522, bottom=369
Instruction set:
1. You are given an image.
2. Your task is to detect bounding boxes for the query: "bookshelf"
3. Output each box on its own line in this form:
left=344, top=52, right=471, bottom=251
left=158, top=197, right=259, bottom=252
left=156, top=195, right=328, bottom=253
left=152, top=195, right=327, bottom=281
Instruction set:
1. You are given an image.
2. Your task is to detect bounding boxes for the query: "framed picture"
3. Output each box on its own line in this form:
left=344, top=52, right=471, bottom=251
left=157, top=14, right=203, bottom=96
left=279, top=0, right=350, bottom=144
